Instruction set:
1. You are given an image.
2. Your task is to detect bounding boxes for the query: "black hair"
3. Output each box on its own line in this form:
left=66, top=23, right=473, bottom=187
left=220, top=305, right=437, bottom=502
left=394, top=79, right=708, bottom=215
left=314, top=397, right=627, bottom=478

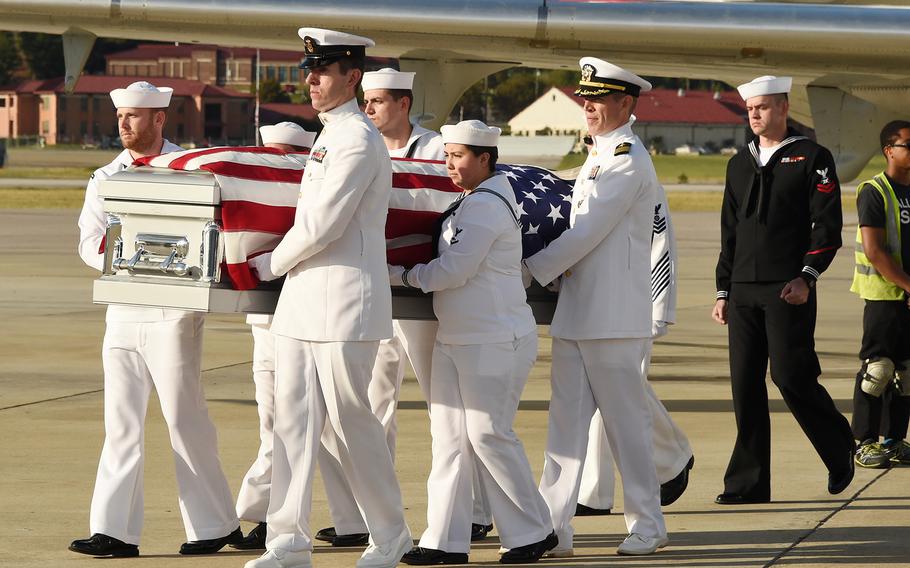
left=337, top=56, right=366, bottom=88
left=880, top=120, right=910, bottom=151
left=464, top=144, right=498, bottom=173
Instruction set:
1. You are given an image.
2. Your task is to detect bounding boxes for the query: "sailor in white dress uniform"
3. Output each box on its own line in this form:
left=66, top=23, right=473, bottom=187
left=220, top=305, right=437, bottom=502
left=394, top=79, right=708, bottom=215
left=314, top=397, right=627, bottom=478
left=523, top=59, right=669, bottom=557
left=389, top=120, right=556, bottom=565
left=244, top=28, right=411, bottom=568
left=233, top=122, right=317, bottom=551
left=317, top=67, right=494, bottom=546
left=577, top=179, right=695, bottom=513
left=69, top=81, right=240, bottom=559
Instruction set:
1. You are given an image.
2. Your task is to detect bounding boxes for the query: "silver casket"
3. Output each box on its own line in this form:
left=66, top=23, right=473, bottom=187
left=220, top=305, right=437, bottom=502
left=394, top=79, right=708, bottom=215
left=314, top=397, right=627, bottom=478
left=93, top=166, right=557, bottom=323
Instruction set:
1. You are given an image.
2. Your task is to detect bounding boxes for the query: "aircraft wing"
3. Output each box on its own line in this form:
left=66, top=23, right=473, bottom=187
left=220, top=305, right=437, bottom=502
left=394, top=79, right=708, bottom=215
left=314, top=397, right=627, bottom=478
left=2, top=0, right=910, bottom=179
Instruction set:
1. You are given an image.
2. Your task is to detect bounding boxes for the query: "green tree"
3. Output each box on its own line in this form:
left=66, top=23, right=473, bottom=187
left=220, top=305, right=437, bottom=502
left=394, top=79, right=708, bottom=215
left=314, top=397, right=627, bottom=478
left=0, top=32, right=19, bottom=85
left=18, top=32, right=64, bottom=78
left=258, top=78, right=290, bottom=104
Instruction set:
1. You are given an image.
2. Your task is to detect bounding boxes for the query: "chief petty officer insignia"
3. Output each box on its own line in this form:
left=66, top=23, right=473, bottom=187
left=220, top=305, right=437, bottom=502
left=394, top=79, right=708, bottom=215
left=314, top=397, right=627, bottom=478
left=614, top=141, right=632, bottom=156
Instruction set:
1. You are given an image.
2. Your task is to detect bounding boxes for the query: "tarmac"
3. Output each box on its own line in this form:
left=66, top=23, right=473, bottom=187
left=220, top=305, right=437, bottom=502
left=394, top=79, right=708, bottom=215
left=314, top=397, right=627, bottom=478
left=1, top=206, right=908, bottom=568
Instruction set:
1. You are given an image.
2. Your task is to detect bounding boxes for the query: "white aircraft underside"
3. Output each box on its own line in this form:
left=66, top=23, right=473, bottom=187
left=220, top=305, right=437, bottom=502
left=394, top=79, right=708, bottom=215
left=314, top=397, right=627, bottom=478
left=2, top=0, right=909, bottom=179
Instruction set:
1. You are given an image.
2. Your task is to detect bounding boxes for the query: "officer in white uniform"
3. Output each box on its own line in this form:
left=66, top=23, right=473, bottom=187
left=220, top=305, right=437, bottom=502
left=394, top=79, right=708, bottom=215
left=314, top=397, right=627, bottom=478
left=244, top=28, right=411, bottom=568
left=316, top=67, right=494, bottom=548
left=233, top=122, right=317, bottom=551
left=69, top=81, right=241, bottom=559
left=389, top=120, right=556, bottom=565
left=524, top=59, right=669, bottom=557
left=577, top=181, right=695, bottom=513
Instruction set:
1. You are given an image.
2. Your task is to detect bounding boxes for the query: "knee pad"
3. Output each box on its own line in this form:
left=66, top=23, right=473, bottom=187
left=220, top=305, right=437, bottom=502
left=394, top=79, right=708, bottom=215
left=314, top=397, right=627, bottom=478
left=861, top=358, right=894, bottom=397
left=894, top=360, right=910, bottom=396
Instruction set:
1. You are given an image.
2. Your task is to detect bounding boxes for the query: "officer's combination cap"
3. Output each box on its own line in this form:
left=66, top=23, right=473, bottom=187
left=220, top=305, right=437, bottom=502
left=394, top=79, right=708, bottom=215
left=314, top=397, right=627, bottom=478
left=737, top=75, right=792, bottom=101
left=298, top=28, right=375, bottom=69
left=362, top=68, right=416, bottom=92
left=260, top=122, right=316, bottom=148
left=574, top=57, right=652, bottom=98
left=110, top=81, right=173, bottom=109
left=441, top=120, right=501, bottom=147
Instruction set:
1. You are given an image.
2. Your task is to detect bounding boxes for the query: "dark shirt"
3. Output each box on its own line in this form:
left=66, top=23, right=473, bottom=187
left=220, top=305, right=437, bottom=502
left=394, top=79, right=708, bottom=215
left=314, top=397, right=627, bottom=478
left=715, top=131, right=843, bottom=296
left=857, top=174, right=910, bottom=269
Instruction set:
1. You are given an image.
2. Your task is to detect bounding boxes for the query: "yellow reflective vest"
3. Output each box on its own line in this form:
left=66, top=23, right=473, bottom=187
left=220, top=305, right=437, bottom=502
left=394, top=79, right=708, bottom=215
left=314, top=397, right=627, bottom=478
left=850, top=173, right=904, bottom=300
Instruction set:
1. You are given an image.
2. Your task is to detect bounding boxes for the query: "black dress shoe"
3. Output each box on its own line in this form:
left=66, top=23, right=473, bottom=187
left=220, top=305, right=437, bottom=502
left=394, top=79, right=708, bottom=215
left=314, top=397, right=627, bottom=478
left=714, top=492, right=770, bottom=505
left=230, top=522, right=267, bottom=550
left=314, top=526, right=370, bottom=547
left=575, top=503, right=611, bottom=516
left=69, top=533, right=139, bottom=557
left=829, top=442, right=856, bottom=495
left=500, top=531, right=558, bottom=564
left=315, top=526, right=337, bottom=543
left=179, top=526, right=243, bottom=555
left=470, top=523, right=493, bottom=541
left=401, top=546, right=468, bottom=565
left=661, top=455, right=695, bottom=506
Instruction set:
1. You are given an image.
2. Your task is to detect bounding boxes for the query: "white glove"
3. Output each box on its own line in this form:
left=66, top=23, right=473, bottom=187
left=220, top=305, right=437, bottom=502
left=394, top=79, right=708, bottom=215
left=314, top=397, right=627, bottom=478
left=651, top=320, right=669, bottom=339
left=388, top=264, right=406, bottom=287
left=521, top=261, right=533, bottom=289
left=249, top=252, right=278, bottom=282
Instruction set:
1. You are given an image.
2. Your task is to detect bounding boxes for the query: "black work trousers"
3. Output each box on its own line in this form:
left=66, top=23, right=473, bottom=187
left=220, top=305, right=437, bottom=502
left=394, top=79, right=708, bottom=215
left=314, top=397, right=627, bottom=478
left=851, top=299, right=910, bottom=442
left=723, top=282, right=853, bottom=499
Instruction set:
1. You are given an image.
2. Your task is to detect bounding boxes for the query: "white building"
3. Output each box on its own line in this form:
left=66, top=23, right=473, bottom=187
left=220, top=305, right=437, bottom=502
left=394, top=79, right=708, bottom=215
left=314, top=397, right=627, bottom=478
left=508, top=86, right=750, bottom=152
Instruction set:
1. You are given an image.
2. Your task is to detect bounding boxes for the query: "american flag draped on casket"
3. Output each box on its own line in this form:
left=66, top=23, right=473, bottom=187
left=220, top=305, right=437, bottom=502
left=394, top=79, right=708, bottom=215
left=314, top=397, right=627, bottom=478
left=135, top=147, right=574, bottom=291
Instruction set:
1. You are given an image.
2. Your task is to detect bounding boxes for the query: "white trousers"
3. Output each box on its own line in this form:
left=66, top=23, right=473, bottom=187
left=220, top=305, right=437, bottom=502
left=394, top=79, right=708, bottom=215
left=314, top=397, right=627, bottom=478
left=90, top=314, right=238, bottom=545
left=418, top=333, right=552, bottom=554
left=320, top=319, right=493, bottom=534
left=578, top=343, right=693, bottom=509
left=267, top=337, right=406, bottom=553
left=539, top=338, right=666, bottom=547
left=236, top=323, right=276, bottom=522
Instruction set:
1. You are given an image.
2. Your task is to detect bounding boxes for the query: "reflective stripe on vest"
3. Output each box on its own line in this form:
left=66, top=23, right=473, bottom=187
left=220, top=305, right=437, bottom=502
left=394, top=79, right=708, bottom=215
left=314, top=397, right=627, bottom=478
left=850, top=174, right=904, bottom=300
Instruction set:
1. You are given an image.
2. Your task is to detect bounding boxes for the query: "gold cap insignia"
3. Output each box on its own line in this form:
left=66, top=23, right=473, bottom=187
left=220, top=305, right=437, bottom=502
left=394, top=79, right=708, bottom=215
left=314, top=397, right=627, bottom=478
left=304, top=37, right=315, bottom=54
left=581, top=64, right=595, bottom=83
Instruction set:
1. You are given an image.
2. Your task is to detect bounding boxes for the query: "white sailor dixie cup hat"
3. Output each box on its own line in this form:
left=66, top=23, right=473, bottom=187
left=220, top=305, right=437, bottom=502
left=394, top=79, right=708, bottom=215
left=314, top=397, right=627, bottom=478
left=736, top=75, right=793, bottom=101
left=109, top=81, right=173, bottom=109
left=259, top=122, right=317, bottom=148
left=575, top=57, right=652, bottom=98
left=361, top=68, right=416, bottom=92
left=441, top=120, right=501, bottom=147
left=298, top=27, right=375, bottom=69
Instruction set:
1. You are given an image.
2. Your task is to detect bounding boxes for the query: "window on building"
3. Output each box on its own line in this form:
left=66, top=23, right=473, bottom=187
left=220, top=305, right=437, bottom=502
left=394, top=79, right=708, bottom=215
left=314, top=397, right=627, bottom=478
left=59, top=97, right=66, bottom=111
left=93, top=97, right=100, bottom=112
left=278, top=66, right=287, bottom=83
left=41, top=120, right=49, bottom=134
left=81, top=97, right=88, bottom=112
left=41, top=95, right=50, bottom=108
left=290, top=67, right=299, bottom=82
left=0, top=99, right=5, bottom=108
left=81, top=121, right=87, bottom=136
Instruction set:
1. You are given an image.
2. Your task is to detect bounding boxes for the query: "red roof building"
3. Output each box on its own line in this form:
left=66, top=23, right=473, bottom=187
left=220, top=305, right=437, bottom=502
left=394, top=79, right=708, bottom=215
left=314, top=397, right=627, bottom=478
left=509, top=86, right=750, bottom=152
left=1, top=75, right=254, bottom=145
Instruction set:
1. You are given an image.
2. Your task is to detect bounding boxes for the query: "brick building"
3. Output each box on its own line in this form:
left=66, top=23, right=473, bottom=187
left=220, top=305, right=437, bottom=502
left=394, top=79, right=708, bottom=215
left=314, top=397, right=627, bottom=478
left=106, top=44, right=305, bottom=93
left=0, top=75, right=254, bottom=146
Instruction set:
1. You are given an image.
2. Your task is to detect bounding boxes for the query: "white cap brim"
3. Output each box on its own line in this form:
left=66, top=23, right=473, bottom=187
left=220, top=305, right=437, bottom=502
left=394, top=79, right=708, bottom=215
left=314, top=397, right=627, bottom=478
left=737, top=76, right=792, bottom=100
left=441, top=120, right=501, bottom=147
left=259, top=124, right=316, bottom=148
left=110, top=87, right=173, bottom=109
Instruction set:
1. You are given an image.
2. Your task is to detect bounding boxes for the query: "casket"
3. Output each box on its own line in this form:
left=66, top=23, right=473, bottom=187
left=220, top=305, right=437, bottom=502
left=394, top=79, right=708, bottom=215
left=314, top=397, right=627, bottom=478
left=92, top=166, right=558, bottom=323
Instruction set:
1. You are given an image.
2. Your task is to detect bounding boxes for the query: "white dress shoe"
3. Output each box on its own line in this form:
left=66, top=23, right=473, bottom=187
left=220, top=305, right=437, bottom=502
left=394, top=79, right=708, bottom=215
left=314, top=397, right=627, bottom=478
left=616, top=533, right=669, bottom=556
left=356, top=527, right=412, bottom=568
left=244, top=549, right=313, bottom=568
left=544, top=545, right=574, bottom=558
